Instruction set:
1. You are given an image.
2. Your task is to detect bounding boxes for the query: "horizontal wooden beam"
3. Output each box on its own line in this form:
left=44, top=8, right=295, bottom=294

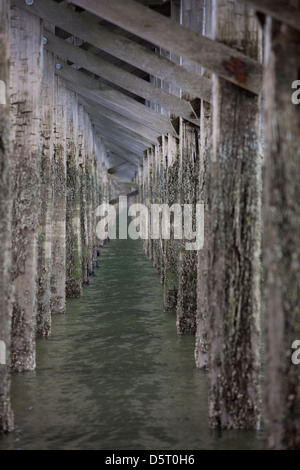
left=108, top=162, right=132, bottom=175
left=45, top=31, right=200, bottom=119
left=11, top=0, right=211, bottom=100
left=66, top=79, right=166, bottom=138
left=109, top=151, right=141, bottom=167
left=94, top=123, right=149, bottom=154
left=72, top=0, right=263, bottom=94
left=54, top=61, right=177, bottom=136
left=88, top=111, right=156, bottom=148
left=101, top=139, right=143, bottom=162
left=240, top=0, right=300, bottom=32
left=94, top=124, right=147, bottom=155
left=78, top=95, right=159, bottom=144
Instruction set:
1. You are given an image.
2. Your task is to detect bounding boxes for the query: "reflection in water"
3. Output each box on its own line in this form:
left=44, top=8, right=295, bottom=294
left=0, top=237, right=264, bottom=449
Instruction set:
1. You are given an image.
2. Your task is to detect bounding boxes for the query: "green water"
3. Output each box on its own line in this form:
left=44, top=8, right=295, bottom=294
left=0, top=237, right=264, bottom=450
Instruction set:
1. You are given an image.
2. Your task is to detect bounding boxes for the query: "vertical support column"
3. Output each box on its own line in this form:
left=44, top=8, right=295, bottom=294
left=37, top=25, right=55, bottom=336
left=208, top=0, right=262, bottom=428
left=66, top=90, right=82, bottom=298
left=10, top=6, right=42, bottom=371
left=163, top=135, right=180, bottom=312
left=263, top=18, right=300, bottom=450
left=176, top=119, right=199, bottom=335
left=195, top=96, right=211, bottom=368
left=195, top=0, right=212, bottom=369
left=78, top=105, right=89, bottom=285
left=0, top=0, right=13, bottom=432
left=85, top=115, right=95, bottom=277
left=51, top=75, right=67, bottom=314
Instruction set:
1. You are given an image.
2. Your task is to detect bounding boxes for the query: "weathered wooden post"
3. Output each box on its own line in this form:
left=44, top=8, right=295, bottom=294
left=10, top=5, right=43, bottom=371
left=66, top=89, right=82, bottom=298
left=163, top=134, right=180, bottom=312
left=37, top=26, right=55, bottom=336
left=0, top=0, right=14, bottom=432
left=78, top=105, right=89, bottom=285
left=263, top=16, right=300, bottom=450
left=194, top=96, right=211, bottom=368
left=51, top=75, right=67, bottom=314
left=195, top=0, right=212, bottom=369
left=176, top=119, right=199, bottom=335
left=208, top=0, right=262, bottom=428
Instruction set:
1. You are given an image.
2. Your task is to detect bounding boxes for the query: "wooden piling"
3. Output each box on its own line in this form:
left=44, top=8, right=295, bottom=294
left=37, top=25, right=55, bottom=336
left=10, top=6, right=42, bottom=371
left=51, top=75, right=67, bottom=314
left=0, top=0, right=13, bottom=432
left=208, top=0, right=262, bottom=429
left=263, top=17, right=300, bottom=450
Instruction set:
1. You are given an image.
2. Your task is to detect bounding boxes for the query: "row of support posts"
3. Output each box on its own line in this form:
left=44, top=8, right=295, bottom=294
left=0, top=4, right=115, bottom=432
left=135, top=0, right=300, bottom=449
left=0, top=0, right=299, bottom=450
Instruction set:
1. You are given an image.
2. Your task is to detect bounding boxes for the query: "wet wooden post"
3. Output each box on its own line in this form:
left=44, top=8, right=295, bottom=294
left=195, top=0, right=212, bottom=369
left=0, top=0, right=13, bottom=432
left=66, top=89, right=83, bottom=298
left=78, top=105, right=89, bottom=285
left=163, top=134, right=180, bottom=312
left=91, top=130, right=99, bottom=270
left=51, top=75, right=67, bottom=314
left=263, top=16, right=300, bottom=450
left=208, top=0, right=262, bottom=428
left=10, top=5, right=43, bottom=371
left=37, top=25, right=55, bottom=336
left=176, top=119, right=199, bottom=335
left=84, top=112, right=94, bottom=277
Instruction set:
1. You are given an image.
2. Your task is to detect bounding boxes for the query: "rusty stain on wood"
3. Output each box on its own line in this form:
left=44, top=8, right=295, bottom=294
left=222, top=56, right=248, bottom=85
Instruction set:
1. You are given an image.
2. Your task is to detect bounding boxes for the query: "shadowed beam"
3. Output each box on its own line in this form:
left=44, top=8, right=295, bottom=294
left=11, top=0, right=211, bottom=100
left=95, top=126, right=146, bottom=156
left=79, top=96, right=159, bottom=143
left=95, top=123, right=149, bottom=155
left=66, top=80, right=169, bottom=138
left=78, top=96, right=159, bottom=145
left=90, top=112, right=157, bottom=149
left=108, top=175, right=139, bottom=186
left=44, top=32, right=200, bottom=120
left=240, top=0, right=300, bottom=32
left=108, top=151, right=141, bottom=167
left=108, top=162, right=132, bottom=175
left=54, top=61, right=177, bottom=136
left=72, top=0, right=263, bottom=94
left=100, top=139, right=144, bottom=164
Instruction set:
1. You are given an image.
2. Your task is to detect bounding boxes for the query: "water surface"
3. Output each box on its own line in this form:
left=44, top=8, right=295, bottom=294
left=0, top=236, right=264, bottom=450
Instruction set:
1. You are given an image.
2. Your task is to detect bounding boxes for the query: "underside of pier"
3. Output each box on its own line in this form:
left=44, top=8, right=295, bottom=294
left=0, top=0, right=300, bottom=450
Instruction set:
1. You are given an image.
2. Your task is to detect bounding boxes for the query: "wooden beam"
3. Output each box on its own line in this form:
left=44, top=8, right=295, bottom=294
left=108, top=162, right=132, bottom=175
left=94, top=124, right=147, bottom=156
left=44, top=32, right=200, bottom=119
left=78, top=95, right=159, bottom=144
left=240, top=0, right=300, bottom=32
left=54, top=61, right=177, bottom=136
left=72, top=0, right=263, bottom=94
left=100, top=139, right=143, bottom=162
left=109, top=151, right=141, bottom=167
left=84, top=109, right=156, bottom=148
left=66, top=79, right=170, bottom=139
left=11, top=0, right=211, bottom=100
